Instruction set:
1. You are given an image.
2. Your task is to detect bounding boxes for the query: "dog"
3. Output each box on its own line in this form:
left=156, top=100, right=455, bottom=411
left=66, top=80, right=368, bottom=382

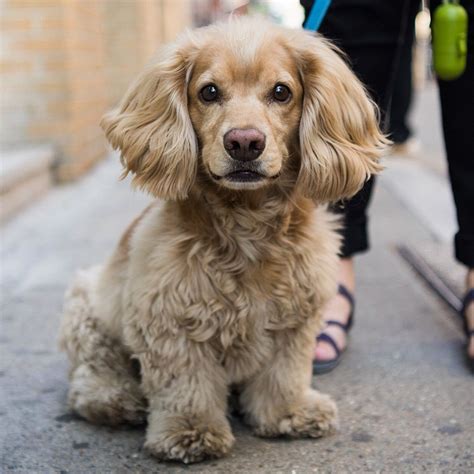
left=59, top=17, right=385, bottom=464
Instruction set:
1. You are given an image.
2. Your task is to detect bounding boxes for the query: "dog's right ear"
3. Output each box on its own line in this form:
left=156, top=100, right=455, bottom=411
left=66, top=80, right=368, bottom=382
left=101, top=35, right=198, bottom=200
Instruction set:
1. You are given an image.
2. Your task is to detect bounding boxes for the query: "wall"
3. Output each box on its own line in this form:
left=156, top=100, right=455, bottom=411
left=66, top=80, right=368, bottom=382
left=0, top=0, right=192, bottom=182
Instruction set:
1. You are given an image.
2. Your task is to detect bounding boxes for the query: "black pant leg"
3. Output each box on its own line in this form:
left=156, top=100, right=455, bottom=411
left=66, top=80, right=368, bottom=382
left=314, top=0, right=419, bottom=256
left=389, top=19, right=416, bottom=144
left=432, top=0, right=474, bottom=267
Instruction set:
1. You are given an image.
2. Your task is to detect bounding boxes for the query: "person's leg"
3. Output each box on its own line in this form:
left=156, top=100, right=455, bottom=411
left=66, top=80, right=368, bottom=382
left=310, top=0, right=419, bottom=363
left=315, top=177, right=376, bottom=362
left=389, top=42, right=413, bottom=145
left=388, top=6, right=417, bottom=146
left=431, top=0, right=474, bottom=361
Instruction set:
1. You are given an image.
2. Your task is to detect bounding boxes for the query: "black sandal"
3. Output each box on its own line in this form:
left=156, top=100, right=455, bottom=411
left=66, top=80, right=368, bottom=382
left=313, top=284, right=354, bottom=375
left=460, top=288, right=474, bottom=374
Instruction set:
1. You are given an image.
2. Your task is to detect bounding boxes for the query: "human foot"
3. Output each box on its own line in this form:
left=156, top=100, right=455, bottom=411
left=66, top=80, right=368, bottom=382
left=313, top=258, right=355, bottom=374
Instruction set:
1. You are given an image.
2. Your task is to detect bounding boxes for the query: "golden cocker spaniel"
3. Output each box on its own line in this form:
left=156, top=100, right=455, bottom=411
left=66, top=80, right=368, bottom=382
left=60, top=17, right=386, bottom=464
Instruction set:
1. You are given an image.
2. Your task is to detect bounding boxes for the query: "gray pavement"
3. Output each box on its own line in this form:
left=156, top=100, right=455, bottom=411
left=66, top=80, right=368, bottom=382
left=1, top=84, right=473, bottom=472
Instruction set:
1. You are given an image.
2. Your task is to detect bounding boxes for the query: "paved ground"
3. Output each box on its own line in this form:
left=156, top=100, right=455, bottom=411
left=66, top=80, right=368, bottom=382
left=1, top=84, right=473, bottom=473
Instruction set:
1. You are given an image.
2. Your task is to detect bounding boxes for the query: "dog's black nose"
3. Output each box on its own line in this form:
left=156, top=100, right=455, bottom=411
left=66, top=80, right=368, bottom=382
left=224, top=128, right=266, bottom=161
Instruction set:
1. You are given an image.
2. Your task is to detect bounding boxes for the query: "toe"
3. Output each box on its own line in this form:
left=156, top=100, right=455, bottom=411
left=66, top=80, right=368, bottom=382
left=314, top=326, right=347, bottom=362
left=314, top=342, right=337, bottom=361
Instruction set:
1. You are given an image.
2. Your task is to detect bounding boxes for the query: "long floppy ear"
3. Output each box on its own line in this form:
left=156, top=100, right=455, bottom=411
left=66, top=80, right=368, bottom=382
left=100, top=35, right=198, bottom=200
left=295, top=32, right=388, bottom=202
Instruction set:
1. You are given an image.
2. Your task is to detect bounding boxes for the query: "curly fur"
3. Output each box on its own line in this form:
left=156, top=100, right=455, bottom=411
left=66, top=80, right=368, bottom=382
left=59, top=17, right=387, bottom=464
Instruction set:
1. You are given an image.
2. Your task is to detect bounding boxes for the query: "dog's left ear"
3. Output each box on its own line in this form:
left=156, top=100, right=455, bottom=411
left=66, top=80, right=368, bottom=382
left=295, top=33, right=387, bottom=202
left=101, top=34, right=198, bottom=200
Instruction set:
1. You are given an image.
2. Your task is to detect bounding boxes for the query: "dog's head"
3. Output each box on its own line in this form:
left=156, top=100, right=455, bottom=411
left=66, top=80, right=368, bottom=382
left=101, top=18, right=386, bottom=202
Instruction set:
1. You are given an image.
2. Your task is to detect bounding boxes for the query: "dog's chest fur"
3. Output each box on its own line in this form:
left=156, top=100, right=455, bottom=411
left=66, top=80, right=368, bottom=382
left=121, top=198, right=339, bottom=383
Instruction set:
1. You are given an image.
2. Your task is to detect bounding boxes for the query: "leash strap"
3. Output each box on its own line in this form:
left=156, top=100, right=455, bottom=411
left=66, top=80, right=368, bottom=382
left=304, top=0, right=332, bottom=31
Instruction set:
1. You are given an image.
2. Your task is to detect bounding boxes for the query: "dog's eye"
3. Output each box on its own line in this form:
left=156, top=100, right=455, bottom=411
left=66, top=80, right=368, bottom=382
left=273, top=84, right=291, bottom=102
left=200, top=84, right=219, bottom=103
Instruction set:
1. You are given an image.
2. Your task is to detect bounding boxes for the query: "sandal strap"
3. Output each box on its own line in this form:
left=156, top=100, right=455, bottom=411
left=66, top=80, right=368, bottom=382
left=316, top=332, right=341, bottom=357
left=326, top=319, right=350, bottom=332
left=314, top=284, right=355, bottom=360
left=337, top=284, right=355, bottom=331
left=338, top=284, right=355, bottom=309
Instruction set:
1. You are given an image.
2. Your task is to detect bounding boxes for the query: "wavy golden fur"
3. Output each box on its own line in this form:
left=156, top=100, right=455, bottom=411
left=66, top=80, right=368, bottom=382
left=60, top=17, right=386, bottom=464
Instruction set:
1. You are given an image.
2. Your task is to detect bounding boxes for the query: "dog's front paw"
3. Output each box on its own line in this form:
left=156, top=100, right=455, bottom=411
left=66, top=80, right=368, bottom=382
left=254, top=390, right=338, bottom=439
left=145, top=413, right=235, bottom=464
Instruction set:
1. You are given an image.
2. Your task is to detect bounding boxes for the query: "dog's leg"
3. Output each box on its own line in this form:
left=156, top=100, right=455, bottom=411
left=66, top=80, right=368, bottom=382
left=240, top=327, right=338, bottom=438
left=136, top=339, right=234, bottom=464
left=59, top=270, right=146, bottom=426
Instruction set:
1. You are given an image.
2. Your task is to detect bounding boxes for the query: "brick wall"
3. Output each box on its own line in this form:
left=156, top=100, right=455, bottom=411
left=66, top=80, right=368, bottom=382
left=104, top=1, right=142, bottom=108
left=0, top=0, right=192, bottom=182
left=104, top=0, right=193, bottom=106
left=0, top=1, right=68, bottom=149
left=57, top=0, right=108, bottom=180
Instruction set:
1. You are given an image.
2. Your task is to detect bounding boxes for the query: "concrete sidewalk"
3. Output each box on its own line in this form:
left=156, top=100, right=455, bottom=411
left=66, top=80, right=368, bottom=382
left=1, top=149, right=472, bottom=473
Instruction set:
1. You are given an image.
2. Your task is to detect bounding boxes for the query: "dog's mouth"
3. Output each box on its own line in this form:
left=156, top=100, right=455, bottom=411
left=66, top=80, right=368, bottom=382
left=219, top=170, right=265, bottom=182
left=209, top=168, right=280, bottom=184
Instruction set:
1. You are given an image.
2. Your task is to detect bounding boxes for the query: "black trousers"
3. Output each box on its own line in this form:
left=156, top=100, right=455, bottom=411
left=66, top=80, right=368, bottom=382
left=302, top=0, right=474, bottom=267
left=388, top=9, right=415, bottom=144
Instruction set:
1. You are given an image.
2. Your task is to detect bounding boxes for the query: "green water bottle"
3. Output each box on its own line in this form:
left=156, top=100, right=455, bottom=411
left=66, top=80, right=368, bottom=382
left=432, top=0, right=468, bottom=80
